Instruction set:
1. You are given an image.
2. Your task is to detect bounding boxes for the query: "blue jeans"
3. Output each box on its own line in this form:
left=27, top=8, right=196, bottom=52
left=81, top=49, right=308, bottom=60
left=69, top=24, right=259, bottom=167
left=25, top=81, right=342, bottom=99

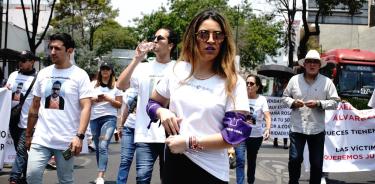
left=136, top=142, right=165, bottom=184
left=288, top=131, right=325, bottom=184
left=235, top=136, right=263, bottom=184
left=9, top=128, right=28, bottom=183
left=27, top=143, right=74, bottom=184
left=90, top=115, right=117, bottom=172
left=117, top=126, right=136, bottom=183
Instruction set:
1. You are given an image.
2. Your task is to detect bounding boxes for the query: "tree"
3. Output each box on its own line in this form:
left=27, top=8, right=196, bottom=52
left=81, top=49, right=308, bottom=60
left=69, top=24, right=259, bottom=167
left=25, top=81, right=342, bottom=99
left=52, top=0, right=118, bottom=51
left=134, top=0, right=282, bottom=69
left=298, top=0, right=366, bottom=59
left=20, top=0, right=56, bottom=53
left=94, top=20, right=138, bottom=56
left=240, top=14, right=283, bottom=70
left=270, top=0, right=297, bottom=68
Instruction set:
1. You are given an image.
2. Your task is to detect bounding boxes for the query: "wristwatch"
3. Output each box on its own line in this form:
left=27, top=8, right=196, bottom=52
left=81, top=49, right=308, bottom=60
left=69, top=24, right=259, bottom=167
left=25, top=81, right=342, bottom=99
left=76, top=133, right=85, bottom=140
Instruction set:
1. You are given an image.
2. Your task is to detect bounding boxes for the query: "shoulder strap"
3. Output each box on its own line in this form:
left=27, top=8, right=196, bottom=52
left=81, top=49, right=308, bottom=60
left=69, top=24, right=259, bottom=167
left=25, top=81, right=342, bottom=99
left=19, top=72, right=38, bottom=106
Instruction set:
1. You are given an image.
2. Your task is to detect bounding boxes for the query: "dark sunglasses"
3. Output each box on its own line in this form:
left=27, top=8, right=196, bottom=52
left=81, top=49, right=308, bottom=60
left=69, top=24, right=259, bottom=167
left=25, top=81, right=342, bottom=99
left=149, top=35, right=166, bottom=42
left=52, top=87, right=60, bottom=90
left=195, top=30, right=225, bottom=43
left=246, top=81, right=256, bottom=87
left=305, top=59, right=320, bottom=64
left=19, top=59, right=30, bottom=63
left=100, top=67, right=111, bottom=71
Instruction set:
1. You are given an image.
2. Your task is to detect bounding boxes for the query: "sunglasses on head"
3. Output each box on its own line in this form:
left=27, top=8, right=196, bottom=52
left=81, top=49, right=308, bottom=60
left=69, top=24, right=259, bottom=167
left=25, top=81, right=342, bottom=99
left=195, top=30, right=225, bottom=43
left=149, top=35, right=166, bottom=42
left=246, top=81, right=255, bottom=87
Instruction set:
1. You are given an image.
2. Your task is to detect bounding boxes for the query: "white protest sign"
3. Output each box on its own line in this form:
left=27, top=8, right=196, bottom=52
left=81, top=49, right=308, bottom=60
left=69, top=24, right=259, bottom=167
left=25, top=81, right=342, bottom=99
left=0, top=88, right=12, bottom=169
left=266, top=96, right=291, bottom=139
left=323, top=102, right=375, bottom=172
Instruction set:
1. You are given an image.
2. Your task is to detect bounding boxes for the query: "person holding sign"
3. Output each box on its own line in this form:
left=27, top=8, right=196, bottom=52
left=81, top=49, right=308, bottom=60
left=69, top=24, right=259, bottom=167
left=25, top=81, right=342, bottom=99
left=282, top=49, right=340, bottom=184
left=234, top=74, right=271, bottom=184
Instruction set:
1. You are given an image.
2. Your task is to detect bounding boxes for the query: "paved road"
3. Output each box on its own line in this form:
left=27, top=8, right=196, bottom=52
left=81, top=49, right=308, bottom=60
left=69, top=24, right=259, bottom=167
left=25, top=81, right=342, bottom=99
left=1, top=139, right=374, bottom=183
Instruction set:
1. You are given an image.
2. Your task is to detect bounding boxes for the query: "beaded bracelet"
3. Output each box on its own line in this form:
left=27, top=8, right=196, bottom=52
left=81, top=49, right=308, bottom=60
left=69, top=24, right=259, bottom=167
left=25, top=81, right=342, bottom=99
left=188, top=136, right=203, bottom=151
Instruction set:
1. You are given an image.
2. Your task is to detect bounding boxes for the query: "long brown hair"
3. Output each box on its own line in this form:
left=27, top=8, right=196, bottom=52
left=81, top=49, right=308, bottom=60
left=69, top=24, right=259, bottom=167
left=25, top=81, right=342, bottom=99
left=95, top=68, right=116, bottom=89
left=179, top=9, right=237, bottom=100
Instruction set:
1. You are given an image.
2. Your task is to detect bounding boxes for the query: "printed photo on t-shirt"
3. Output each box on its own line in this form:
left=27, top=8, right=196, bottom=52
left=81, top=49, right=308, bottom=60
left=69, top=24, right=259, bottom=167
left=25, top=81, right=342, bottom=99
left=45, top=80, right=65, bottom=110
left=12, top=82, right=24, bottom=101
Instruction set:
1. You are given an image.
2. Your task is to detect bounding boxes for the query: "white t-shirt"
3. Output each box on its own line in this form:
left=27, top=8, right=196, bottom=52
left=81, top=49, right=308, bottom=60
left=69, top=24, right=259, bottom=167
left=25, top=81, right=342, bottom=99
left=155, top=61, right=249, bottom=182
left=122, top=88, right=137, bottom=128
left=248, top=95, right=269, bottom=137
left=90, top=82, right=122, bottom=120
left=131, top=58, right=176, bottom=143
left=6, top=71, right=36, bottom=128
left=32, top=65, right=93, bottom=150
left=368, top=91, right=375, bottom=109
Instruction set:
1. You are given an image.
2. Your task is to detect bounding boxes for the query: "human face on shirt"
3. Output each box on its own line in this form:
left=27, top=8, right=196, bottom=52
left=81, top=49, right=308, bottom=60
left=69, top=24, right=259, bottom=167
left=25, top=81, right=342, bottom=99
left=303, top=59, right=321, bottom=77
left=196, top=18, right=223, bottom=63
left=246, top=76, right=259, bottom=97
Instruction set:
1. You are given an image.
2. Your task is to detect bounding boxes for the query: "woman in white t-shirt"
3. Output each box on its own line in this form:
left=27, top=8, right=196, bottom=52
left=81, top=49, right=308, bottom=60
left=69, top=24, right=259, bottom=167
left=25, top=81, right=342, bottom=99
left=234, top=74, right=272, bottom=184
left=90, top=62, right=122, bottom=184
left=146, top=9, right=251, bottom=184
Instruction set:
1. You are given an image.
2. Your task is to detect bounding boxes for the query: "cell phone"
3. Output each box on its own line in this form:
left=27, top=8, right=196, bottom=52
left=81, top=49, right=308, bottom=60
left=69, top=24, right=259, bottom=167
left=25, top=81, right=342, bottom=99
left=62, top=147, right=72, bottom=160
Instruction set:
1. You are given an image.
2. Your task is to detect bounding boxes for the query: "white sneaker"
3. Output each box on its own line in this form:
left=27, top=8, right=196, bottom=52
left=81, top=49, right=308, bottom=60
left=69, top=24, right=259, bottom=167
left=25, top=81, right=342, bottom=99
left=96, top=177, right=104, bottom=184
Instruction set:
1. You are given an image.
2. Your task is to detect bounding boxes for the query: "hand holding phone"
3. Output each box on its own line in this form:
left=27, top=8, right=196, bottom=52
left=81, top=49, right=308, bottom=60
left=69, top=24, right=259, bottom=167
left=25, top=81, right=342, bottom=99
left=62, top=147, right=72, bottom=160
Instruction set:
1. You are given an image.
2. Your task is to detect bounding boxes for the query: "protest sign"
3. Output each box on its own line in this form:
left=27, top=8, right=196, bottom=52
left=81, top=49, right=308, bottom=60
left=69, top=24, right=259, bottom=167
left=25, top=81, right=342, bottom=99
left=323, top=102, right=375, bottom=172
left=266, top=97, right=291, bottom=139
left=0, top=88, right=12, bottom=169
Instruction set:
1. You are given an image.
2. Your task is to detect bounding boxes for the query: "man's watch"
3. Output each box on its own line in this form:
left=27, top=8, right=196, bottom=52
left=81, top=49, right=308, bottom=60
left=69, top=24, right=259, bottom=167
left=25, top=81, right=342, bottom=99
left=76, top=133, right=85, bottom=140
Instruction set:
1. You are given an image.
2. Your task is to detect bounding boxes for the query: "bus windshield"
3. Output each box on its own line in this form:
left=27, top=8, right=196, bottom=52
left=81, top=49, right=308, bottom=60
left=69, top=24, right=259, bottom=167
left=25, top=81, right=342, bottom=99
left=338, top=65, right=375, bottom=97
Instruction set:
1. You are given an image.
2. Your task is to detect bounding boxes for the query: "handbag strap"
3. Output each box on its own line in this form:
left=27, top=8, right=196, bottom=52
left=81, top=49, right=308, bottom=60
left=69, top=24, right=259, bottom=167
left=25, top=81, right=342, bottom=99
left=19, top=72, right=38, bottom=106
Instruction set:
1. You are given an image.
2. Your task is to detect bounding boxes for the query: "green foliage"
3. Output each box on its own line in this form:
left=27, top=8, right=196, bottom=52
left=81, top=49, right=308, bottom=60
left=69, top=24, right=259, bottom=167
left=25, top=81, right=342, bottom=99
left=52, top=0, right=119, bottom=51
left=94, top=20, right=138, bottom=56
left=239, top=15, right=283, bottom=70
left=134, top=0, right=237, bottom=59
left=50, top=0, right=283, bottom=73
left=134, top=0, right=282, bottom=69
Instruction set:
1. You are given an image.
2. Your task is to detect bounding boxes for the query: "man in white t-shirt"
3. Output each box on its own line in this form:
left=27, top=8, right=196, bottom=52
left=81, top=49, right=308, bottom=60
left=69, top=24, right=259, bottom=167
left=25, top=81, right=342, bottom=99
left=116, top=28, right=178, bottom=183
left=25, top=33, right=93, bottom=184
left=5, top=50, right=38, bottom=184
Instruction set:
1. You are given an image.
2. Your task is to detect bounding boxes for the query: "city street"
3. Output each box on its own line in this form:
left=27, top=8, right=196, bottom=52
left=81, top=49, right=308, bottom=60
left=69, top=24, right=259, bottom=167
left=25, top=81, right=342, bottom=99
left=1, top=139, right=374, bottom=184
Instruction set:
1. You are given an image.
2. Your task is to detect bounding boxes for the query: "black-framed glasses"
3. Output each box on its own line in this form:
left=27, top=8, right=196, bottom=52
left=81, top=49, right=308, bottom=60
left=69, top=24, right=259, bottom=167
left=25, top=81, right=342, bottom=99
left=195, top=30, right=225, bottom=43
left=149, top=35, right=166, bottom=42
left=246, top=81, right=255, bottom=87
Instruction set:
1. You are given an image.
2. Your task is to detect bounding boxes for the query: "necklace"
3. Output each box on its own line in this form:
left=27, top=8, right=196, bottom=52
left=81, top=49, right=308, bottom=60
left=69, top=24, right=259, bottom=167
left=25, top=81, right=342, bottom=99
left=193, top=72, right=216, bottom=80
